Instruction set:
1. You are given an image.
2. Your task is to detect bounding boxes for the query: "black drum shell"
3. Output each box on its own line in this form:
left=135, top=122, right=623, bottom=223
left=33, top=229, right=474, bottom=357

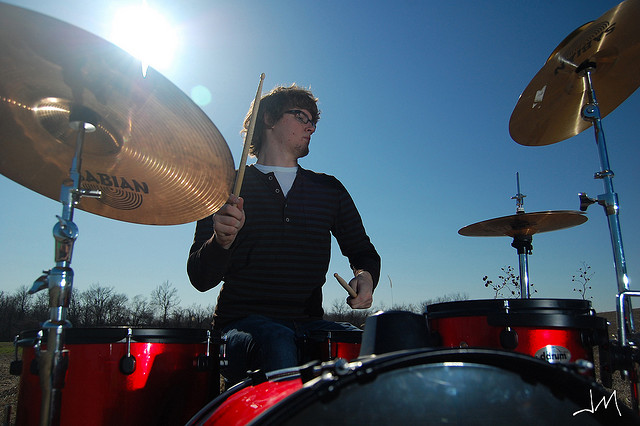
left=360, top=310, right=434, bottom=356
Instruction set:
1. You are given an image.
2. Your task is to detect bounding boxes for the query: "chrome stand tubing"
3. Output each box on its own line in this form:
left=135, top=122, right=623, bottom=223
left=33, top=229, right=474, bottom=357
left=511, top=174, right=531, bottom=299
left=29, top=119, right=100, bottom=426
left=580, top=67, right=635, bottom=345
left=517, top=251, right=530, bottom=299
left=617, top=291, right=640, bottom=412
left=511, top=235, right=532, bottom=299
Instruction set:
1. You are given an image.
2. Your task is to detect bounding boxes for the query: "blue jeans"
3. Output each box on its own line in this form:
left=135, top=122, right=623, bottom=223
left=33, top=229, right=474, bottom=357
left=220, top=315, right=359, bottom=385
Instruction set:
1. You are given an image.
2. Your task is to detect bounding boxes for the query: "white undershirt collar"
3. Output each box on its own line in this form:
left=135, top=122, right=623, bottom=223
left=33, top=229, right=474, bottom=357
left=254, top=164, right=298, bottom=197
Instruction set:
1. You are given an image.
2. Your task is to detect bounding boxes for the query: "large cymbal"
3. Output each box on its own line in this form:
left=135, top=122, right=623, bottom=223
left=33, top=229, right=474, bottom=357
left=0, top=3, right=235, bottom=225
left=509, top=0, right=640, bottom=146
left=458, top=211, right=587, bottom=238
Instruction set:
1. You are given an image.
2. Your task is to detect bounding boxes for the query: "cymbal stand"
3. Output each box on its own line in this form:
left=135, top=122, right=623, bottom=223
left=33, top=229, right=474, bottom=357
left=577, top=62, right=639, bottom=410
left=511, top=235, right=532, bottom=299
left=511, top=173, right=532, bottom=298
left=576, top=63, right=636, bottom=341
left=28, top=110, right=100, bottom=426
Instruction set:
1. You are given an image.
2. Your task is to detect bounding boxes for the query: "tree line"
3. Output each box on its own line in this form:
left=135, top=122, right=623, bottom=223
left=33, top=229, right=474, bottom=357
left=0, top=281, right=212, bottom=341
left=0, top=277, right=469, bottom=342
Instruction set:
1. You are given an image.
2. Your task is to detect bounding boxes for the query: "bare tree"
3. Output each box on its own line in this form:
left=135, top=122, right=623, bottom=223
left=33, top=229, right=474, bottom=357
left=0, top=291, right=12, bottom=340
left=180, top=304, right=214, bottom=328
left=151, top=281, right=181, bottom=326
left=572, top=262, right=594, bottom=300
left=482, top=266, right=536, bottom=299
left=323, top=299, right=372, bottom=328
left=30, top=291, right=49, bottom=322
left=67, top=291, right=81, bottom=326
left=129, top=295, right=155, bottom=326
left=0, top=288, right=37, bottom=339
left=14, top=285, right=32, bottom=318
left=107, top=292, right=130, bottom=325
left=82, top=284, right=113, bottom=325
left=80, top=283, right=129, bottom=326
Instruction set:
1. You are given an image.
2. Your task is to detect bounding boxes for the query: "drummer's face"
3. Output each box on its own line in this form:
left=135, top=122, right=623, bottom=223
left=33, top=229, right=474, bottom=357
left=272, top=107, right=315, bottom=159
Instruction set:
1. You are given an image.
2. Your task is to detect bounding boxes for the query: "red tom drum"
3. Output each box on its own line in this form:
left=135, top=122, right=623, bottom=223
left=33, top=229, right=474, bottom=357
left=300, top=329, right=362, bottom=363
left=14, top=327, right=218, bottom=426
left=425, top=298, right=608, bottom=365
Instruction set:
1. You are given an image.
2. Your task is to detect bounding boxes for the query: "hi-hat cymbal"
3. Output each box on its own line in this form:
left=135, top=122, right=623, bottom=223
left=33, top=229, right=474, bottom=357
left=458, top=211, right=588, bottom=238
left=0, top=3, right=235, bottom=225
left=509, top=0, right=640, bottom=146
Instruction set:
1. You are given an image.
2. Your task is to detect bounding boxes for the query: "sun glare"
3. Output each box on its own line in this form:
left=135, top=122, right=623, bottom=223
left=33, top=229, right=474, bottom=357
left=110, top=2, right=178, bottom=75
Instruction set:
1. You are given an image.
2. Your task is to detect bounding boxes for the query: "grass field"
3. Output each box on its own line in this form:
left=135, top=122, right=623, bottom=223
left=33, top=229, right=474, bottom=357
left=0, top=342, right=13, bottom=355
left=1, top=342, right=19, bottom=425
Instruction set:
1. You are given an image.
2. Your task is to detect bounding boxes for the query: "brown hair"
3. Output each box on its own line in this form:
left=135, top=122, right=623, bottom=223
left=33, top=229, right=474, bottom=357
left=242, top=84, right=320, bottom=157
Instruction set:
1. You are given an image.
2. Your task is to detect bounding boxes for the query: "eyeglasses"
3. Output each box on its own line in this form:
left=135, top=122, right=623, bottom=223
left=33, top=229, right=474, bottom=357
left=284, top=109, right=316, bottom=128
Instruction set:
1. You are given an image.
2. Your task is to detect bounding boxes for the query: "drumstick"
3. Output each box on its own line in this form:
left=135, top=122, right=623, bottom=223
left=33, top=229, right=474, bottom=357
left=233, top=72, right=265, bottom=197
left=334, top=273, right=358, bottom=298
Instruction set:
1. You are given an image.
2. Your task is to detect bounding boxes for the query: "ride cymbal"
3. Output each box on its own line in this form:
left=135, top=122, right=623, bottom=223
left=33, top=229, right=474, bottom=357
left=0, top=3, right=235, bottom=225
left=458, top=211, right=587, bottom=238
left=509, top=0, right=640, bottom=146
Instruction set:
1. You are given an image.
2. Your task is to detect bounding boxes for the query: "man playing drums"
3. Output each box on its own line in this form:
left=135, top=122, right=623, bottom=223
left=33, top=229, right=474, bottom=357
left=187, top=84, right=380, bottom=384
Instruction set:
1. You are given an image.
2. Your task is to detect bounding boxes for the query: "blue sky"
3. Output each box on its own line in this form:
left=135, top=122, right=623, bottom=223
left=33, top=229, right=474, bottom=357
left=1, top=0, right=639, bottom=314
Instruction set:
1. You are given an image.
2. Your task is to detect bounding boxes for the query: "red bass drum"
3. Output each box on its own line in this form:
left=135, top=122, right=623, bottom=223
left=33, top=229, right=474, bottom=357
left=187, top=348, right=638, bottom=425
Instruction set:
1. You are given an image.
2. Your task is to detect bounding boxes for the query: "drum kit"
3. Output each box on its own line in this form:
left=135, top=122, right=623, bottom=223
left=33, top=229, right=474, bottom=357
left=3, top=0, right=640, bottom=424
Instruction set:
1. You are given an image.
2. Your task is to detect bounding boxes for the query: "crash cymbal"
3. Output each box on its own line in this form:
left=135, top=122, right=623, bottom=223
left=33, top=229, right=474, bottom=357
left=0, top=3, right=235, bottom=225
left=509, top=0, right=640, bottom=146
left=458, top=211, right=587, bottom=238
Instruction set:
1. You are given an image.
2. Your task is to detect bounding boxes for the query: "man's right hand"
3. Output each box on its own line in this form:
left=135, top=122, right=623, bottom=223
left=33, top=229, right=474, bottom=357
left=212, top=194, right=245, bottom=249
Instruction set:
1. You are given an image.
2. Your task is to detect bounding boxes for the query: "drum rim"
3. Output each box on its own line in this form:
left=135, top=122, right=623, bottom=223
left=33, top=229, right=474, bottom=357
left=16, top=327, right=213, bottom=344
left=424, top=298, right=607, bottom=330
left=425, top=298, right=593, bottom=315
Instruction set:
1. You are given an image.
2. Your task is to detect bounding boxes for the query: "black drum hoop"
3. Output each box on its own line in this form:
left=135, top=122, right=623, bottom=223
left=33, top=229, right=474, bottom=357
left=16, top=327, right=212, bottom=345
left=426, top=298, right=593, bottom=316
left=426, top=298, right=607, bottom=330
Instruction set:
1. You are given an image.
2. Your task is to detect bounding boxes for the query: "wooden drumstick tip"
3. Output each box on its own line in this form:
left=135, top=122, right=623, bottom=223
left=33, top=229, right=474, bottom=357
left=334, top=273, right=358, bottom=298
left=233, top=73, right=266, bottom=197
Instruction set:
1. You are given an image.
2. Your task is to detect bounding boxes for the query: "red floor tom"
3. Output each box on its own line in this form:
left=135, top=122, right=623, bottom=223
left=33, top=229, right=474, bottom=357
left=14, top=327, right=218, bottom=426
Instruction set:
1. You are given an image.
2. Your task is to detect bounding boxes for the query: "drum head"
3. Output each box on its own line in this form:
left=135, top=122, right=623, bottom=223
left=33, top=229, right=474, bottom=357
left=251, top=349, right=637, bottom=425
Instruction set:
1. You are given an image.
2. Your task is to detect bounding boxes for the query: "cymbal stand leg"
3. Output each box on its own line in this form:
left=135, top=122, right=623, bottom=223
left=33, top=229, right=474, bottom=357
left=511, top=236, right=532, bottom=298
left=29, top=118, right=100, bottom=426
left=579, top=66, right=635, bottom=345
left=617, top=291, right=640, bottom=412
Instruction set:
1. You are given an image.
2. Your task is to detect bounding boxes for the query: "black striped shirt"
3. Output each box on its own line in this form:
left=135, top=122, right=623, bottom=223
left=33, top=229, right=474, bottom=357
left=187, top=165, right=380, bottom=327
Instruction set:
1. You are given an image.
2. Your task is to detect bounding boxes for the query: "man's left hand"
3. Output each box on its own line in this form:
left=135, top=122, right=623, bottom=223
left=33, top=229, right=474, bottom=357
left=347, top=271, right=373, bottom=309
